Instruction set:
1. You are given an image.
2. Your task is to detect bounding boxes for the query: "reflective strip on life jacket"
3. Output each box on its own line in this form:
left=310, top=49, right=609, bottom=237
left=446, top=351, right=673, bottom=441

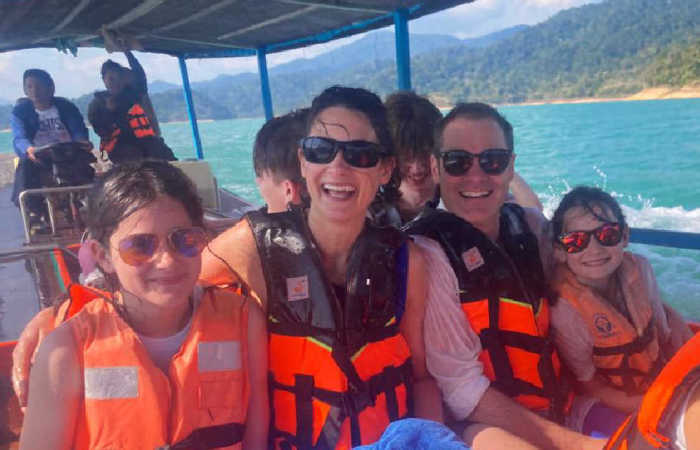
left=605, top=333, right=700, bottom=450
left=127, top=104, right=156, bottom=138
left=69, top=289, right=249, bottom=449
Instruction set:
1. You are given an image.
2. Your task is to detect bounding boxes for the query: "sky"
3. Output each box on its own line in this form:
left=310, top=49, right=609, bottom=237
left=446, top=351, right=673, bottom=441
left=0, top=0, right=601, bottom=102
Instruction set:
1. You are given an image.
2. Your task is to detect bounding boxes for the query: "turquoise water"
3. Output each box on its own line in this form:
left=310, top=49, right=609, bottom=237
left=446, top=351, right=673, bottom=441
left=2, top=98, right=699, bottom=318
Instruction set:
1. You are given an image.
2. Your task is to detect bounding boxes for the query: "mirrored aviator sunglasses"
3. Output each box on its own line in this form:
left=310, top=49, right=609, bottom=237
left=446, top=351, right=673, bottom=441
left=300, top=136, right=386, bottom=168
left=117, top=227, right=208, bottom=266
left=439, top=148, right=512, bottom=176
left=558, top=222, right=623, bottom=254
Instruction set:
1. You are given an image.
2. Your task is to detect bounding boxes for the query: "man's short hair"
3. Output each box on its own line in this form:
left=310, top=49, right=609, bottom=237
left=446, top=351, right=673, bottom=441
left=434, top=102, right=514, bottom=154
left=23, top=69, right=55, bottom=92
left=253, top=108, right=308, bottom=183
left=385, top=91, right=442, bottom=164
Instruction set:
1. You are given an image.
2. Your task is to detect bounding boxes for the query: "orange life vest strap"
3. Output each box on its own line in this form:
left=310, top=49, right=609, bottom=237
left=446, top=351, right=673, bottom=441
left=269, top=359, right=412, bottom=448
left=593, top=319, right=665, bottom=395
left=167, top=421, right=246, bottom=449
left=100, top=127, right=121, bottom=154
left=480, top=295, right=569, bottom=422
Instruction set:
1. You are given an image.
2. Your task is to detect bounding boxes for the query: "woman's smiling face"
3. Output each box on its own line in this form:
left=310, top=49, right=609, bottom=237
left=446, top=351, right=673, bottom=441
left=300, top=106, right=393, bottom=223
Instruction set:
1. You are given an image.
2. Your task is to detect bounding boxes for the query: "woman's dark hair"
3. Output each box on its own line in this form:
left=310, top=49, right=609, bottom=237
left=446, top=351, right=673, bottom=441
left=551, top=186, right=627, bottom=239
left=385, top=91, right=442, bottom=164
left=101, top=59, right=124, bottom=77
left=306, top=85, right=394, bottom=158
left=87, top=160, right=204, bottom=245
left=434, top=102, right=513, bottom=154
left=23, top=69, right=55, bottom=92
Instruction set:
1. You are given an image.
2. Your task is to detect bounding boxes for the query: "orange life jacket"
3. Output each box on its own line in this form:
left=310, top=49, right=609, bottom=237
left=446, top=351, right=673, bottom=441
left=406, top=205, right=571, bottom=421
left=605, top=332, right=700, bottom=450
left=68, top=288, right=249, bottom=449
left=127, top=103, right=157, bottom=138
left=553, top=253, right=663, bottom=395
left=247, top=207, right=413, bottom=449
left=99, top=126, right=121, bottom=154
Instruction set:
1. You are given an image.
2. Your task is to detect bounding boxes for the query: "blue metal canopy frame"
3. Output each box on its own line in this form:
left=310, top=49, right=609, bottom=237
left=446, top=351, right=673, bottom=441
left=176, top=4, right=419, bottom=159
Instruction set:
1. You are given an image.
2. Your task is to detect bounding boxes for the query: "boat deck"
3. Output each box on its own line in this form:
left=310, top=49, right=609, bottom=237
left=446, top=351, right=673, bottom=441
left=0, top=185, right=42, bottom=342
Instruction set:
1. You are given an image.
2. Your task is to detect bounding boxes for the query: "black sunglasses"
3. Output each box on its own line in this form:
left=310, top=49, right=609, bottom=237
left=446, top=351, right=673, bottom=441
left=439, top=148, right=512, bottom=176
left=300, top=136, right=387, bottom=168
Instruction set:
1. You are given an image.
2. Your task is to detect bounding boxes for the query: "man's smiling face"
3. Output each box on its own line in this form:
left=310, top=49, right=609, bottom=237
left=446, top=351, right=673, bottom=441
left=432, top=117, right=514, bottom=235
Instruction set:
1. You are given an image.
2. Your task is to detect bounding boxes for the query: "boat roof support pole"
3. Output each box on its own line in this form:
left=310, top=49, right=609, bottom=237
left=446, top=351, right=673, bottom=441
left=257, top=48, right=274, bottom=120
left=178, top=56, right=204, bottom=159
left=394, top=7, right=411, bottom=91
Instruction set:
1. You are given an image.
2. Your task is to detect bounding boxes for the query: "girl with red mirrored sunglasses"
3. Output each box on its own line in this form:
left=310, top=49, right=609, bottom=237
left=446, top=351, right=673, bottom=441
left=549, top=186, right=691, bottom=421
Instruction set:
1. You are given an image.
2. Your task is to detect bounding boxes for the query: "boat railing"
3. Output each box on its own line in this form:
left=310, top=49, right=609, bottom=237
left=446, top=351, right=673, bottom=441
left=18, top=185, right=92, bottom=244
left=629, top=228, right=700, bottom=251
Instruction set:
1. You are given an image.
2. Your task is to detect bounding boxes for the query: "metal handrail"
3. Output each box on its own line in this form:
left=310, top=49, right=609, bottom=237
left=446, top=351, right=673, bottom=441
left=18, top=185, right=93, bottom=243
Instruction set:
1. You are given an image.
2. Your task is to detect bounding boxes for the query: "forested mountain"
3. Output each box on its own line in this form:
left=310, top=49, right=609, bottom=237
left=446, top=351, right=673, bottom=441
left=1, top=0, right=698, bottom=131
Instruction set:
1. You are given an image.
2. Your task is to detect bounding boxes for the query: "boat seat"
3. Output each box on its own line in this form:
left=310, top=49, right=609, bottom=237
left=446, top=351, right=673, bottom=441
left=170, top=160, right=220, bottom=211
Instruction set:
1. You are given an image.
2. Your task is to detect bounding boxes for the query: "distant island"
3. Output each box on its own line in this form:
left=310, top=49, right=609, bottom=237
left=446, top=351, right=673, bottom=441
left=1, top=0, right=698, bottom=131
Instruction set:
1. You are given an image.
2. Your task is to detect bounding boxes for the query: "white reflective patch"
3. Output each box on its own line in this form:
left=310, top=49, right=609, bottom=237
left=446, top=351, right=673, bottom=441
left=84, top=366, right=138, bottom=399
left=286, top=275, right=309, bottom=302
left=272, top=231, right=305, bottom=254
left=198, top=341, right=241, bottom=372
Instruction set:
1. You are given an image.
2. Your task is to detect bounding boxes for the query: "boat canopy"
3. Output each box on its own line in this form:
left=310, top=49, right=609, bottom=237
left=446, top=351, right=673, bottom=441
left=0, top=0, right=473, bottom=58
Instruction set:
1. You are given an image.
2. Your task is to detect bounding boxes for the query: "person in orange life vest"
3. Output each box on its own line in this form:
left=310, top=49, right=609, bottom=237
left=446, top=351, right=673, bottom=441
left=549, top=186, right=692, bottom=415
left=19, top=161, right=268, bottom=449
left=10, top=109, right=309, bottom=406
left=253, top=109, right=308, bottom=213
left=88, top=48, right=175, bottom=164
left=404, top=102, right=606, bottom=450
left=200, top=86, right=443, bottom=449
left=605, top=331, right=700, bottom=450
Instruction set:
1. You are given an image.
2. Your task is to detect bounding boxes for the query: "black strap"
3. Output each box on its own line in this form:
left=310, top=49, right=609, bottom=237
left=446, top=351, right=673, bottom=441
left=593, top=319, right=656, bottom=356
left=167, top=422, right=245, bottom=450
left=479, top=297, right=566, bottom=420
left=270, top=360, right=412, bottom=448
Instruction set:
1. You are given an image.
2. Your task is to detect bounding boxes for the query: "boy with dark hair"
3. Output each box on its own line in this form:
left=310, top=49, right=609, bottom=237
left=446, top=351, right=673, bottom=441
left=10, top=69, right=92, bottom=215
left=253, top=109, right=308, bottom=212
left=385, top=91, right=442, bottom=223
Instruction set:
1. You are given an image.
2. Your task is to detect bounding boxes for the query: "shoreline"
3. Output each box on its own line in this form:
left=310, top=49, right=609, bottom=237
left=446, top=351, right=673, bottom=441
left=2, top=87, right=698, bottom=131
left=501, top=85, right=700, bottom=107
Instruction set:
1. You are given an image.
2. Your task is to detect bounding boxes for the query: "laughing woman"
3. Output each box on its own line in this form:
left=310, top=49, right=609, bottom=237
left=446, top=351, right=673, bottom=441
left=20, top=161, right=268, bottom=449
left=200, top=86, right=442, bottom=449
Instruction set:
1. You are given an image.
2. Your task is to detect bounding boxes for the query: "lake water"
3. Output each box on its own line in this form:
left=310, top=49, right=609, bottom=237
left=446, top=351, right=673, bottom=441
left=2, top=98, right=699, bottom=318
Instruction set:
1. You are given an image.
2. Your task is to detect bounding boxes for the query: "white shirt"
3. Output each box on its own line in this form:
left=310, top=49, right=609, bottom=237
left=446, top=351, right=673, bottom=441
left=414, top=207, right=555, bottom=420
left=32, top=106, right=71, bottom=147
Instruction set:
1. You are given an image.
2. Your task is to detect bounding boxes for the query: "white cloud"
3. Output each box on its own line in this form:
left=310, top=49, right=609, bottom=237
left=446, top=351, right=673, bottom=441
left=0, top=0, right=600, bottom=99
left=411, top=0, right=602, bottom=38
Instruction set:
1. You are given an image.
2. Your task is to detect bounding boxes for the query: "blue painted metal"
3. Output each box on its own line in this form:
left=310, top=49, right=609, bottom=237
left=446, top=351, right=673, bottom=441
left=257, top=48, right=274, bottom=121
left=178, top=56, right=204, bottom=159
left=180, top=48, right=256, bottom=59
left=174, top=5, right=425, bottom=59
left=394, top=8, right=411, bottom=90
left=629, top=228, right=700, bottom=251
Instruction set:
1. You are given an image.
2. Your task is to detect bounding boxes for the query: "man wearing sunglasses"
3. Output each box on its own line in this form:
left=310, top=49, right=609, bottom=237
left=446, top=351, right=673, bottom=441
left=405, top=103, right=604, bottom=450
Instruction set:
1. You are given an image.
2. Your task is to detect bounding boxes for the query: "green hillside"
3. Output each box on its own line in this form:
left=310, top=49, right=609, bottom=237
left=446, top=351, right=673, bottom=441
left=1, top=0, right=698, bottom=132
